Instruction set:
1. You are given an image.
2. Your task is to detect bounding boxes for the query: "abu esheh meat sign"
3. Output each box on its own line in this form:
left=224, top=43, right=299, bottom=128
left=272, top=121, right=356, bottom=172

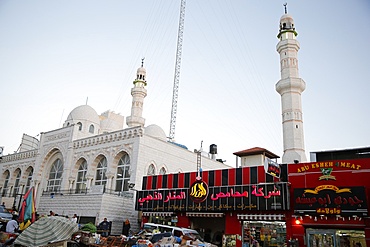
left=293, top=185, right=368, bottom=216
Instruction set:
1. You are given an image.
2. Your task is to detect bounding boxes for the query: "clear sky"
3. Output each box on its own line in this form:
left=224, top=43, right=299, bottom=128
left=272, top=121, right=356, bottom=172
left=0, top=1, right=369, bottom=166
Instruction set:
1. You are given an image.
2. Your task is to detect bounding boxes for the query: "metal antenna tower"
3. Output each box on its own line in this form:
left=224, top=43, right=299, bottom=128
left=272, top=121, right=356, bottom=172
left=169, top=0, right=186, bottom=142
left=196, top=140, right=203, bottom=179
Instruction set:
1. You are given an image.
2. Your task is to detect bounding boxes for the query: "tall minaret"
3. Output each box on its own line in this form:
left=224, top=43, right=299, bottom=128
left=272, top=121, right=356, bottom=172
left=275, top=4, right=307, bottom=163
left=126, top=59, right=147, bottom=128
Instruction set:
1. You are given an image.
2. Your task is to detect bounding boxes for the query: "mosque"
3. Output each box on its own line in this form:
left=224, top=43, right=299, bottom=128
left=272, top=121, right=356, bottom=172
left=0, top=61, right=230, bottom=234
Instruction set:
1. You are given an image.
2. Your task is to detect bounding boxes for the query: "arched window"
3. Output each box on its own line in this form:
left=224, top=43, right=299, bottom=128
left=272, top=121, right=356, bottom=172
left=25, top=168, right=33, bottom=192
left=2, top=171, right=10, bottom=197
left=95, top=157, right=107, bottom=186
left=147, top=164, right=156, bottom=175
left=13, top=169, right=21, bottom=197
left=116, top=153, right=131, bottom=192
left=76, top=160, right=88, bottom=193
left=77, top=122, right=82, bottom=131
left=89, top=124, right=94, bottom=134
left=159, top=167, right=166, bottom=175
left=47, top=159, right=64, bottom=192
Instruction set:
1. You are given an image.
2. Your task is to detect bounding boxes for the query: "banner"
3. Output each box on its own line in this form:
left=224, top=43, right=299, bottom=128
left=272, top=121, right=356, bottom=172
left=136, top=182, right=289, bottom=212
left=264, top=158, right=281, bottom=178
left=294, top=186, right=368, bottom=216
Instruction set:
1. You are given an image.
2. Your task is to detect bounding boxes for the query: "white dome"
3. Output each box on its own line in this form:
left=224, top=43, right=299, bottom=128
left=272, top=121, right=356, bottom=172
left=137, top=66, right=146, bottom=74
left=65, top=105, right=100, bottom=124
left=280, top=14, right=295, bottom=30
left=145, top=124, right=167, bottom=141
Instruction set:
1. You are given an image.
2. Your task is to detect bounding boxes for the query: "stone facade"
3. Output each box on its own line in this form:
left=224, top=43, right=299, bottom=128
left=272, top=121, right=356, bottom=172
left=0, top=64, right=230, bottom=234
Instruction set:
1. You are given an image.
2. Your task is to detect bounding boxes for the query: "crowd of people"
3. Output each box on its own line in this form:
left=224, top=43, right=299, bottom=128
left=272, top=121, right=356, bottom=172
left=97, top=218, right=131, bottom=237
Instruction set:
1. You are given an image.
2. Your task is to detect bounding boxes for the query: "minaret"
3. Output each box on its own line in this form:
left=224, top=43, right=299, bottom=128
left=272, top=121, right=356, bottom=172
left=275, top=4, right=307, bottom=163
left=126, top=59, right=147, bottom=128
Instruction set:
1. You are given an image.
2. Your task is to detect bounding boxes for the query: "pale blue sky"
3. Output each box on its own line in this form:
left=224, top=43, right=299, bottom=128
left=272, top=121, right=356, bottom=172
left=0, top=1, right=369, bottom=165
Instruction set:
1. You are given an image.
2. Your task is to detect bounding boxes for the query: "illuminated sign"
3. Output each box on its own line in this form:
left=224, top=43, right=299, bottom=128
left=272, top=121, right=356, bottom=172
left=189, top=180, right=208, bottom=203
left=294, top=186, right=368, bottom=216
left=135, top=182, right=289, bottom=212
left=295, top=161, right=362, bottom=173
left=264, top=158, right=280, bottom=178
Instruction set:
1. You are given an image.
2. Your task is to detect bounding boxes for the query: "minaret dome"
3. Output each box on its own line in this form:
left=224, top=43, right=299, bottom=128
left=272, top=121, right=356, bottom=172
left=136, top=58, right=147, bottom=82
left=279, top=14, right=295, bottom=32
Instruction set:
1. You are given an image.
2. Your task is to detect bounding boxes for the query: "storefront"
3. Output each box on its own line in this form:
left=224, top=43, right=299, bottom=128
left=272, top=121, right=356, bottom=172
left=135, top=164, right=290, bottom=247
left=240, top=217, right=286, bottom=247
left=287, top=158, right=370, bottom=247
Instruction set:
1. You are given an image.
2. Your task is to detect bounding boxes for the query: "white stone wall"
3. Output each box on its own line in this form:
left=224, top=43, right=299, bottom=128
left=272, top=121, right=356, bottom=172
left=0, top=123, right=230, bottom=235
left=38, top=191, right=138, bottom=235
left=133, top=135, right=230, bottom=190
left=241, top=154, right=264, bottom=167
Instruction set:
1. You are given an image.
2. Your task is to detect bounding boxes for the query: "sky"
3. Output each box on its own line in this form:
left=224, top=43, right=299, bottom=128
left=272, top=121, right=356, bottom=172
left=0, top=1, right=369, bottom=167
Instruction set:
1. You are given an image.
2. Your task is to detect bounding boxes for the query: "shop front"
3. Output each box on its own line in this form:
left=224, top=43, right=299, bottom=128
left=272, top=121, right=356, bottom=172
left=238, top=214, right=286, bottom=247
left=135, top=165, right=290, bottom=247
left=287, top=158, right=370, bottom=247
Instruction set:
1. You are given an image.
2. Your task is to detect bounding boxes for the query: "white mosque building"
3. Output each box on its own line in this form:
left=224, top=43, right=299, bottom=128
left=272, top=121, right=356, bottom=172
left=0, top=62, right=229, bottom=234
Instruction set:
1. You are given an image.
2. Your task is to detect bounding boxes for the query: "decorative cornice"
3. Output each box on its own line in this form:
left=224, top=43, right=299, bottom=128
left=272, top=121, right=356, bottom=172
left=73, top=127, right=144, bottom=149
left=0, top=150, right=38, bottom=163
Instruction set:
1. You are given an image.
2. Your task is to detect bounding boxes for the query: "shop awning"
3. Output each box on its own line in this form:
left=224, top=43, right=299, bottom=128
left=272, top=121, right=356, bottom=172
left=142, top=212, right=174, bottom=217
left=186, top=212, right=224, bottom=218
left=237, top=214, right=285, bottom=221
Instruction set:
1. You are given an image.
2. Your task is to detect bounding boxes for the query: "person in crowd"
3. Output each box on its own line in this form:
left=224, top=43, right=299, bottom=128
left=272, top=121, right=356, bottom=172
left=71, top=214, right=78, bottom=223
left=122, top=219, right=131, bottom=236
left=11, top=206, right=17, bottom=214
left=6, top=214, right=19, bottom=233
left=49, top=211, right=55, bottom=216
left=98, top=218, right=110, bottom=237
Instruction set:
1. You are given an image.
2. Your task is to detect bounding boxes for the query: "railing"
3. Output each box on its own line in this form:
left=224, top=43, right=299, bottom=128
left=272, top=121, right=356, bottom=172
left=41, top=188, right=134, bottom=197
left=0, top=150, right=38, bottom=162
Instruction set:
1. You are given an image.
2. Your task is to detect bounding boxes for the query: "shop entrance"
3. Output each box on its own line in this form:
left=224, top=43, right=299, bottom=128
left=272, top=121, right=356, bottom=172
left=242, top=221, right=286, bottom=247
left=190, top=216, right=225, bottom=247
left=306, top=229, right=366, bottom=247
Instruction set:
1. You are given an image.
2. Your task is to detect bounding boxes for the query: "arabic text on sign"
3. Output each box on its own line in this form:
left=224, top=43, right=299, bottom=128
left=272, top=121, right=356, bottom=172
left=316, top=208, right=341, bottom=215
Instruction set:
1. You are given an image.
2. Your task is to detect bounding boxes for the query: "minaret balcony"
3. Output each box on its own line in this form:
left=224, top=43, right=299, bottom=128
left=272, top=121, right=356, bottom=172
left=276, top=78, right=306, bottom=94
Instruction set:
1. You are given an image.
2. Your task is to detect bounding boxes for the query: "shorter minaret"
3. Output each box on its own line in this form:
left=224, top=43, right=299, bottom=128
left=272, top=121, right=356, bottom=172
left=275, top=4, right=307, bottom=163
left=126, top=59, right=147, bottom=128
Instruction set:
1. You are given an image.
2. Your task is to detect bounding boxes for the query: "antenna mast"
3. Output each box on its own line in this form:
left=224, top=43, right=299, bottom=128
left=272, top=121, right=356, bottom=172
left=169, top=0, right=186, bottom=142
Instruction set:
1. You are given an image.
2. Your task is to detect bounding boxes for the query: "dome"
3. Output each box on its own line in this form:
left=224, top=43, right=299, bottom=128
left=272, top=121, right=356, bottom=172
left=136, top=66, right=147, bottom=82
left=145, top=124, right=167, bottom=141
left=65, top=105, right=100, bottom=124
left=280, top=14, right=295, bottom=31
left=137, top=66, right=146, bottom=74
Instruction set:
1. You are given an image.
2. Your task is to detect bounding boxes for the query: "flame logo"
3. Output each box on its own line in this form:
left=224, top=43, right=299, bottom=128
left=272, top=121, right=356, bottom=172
left=190, top=182, right=207, bottom=198
left=189, top=180, right=208, bottom=203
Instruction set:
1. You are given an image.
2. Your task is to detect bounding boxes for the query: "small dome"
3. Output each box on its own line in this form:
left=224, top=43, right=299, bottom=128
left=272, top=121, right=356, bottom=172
left=145, top=124, right=167, bottom=141
left=136, top=66, right=146, bottom=82
left=65, top=105, right=100, bottom=124
left=280, top=14, right=295, bottom=31
left=137, top=66, right=146, bottom=74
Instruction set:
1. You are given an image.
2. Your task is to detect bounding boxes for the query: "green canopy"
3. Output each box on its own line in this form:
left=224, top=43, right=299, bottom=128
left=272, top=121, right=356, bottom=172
left=15, top=216, right=78, bottom=247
